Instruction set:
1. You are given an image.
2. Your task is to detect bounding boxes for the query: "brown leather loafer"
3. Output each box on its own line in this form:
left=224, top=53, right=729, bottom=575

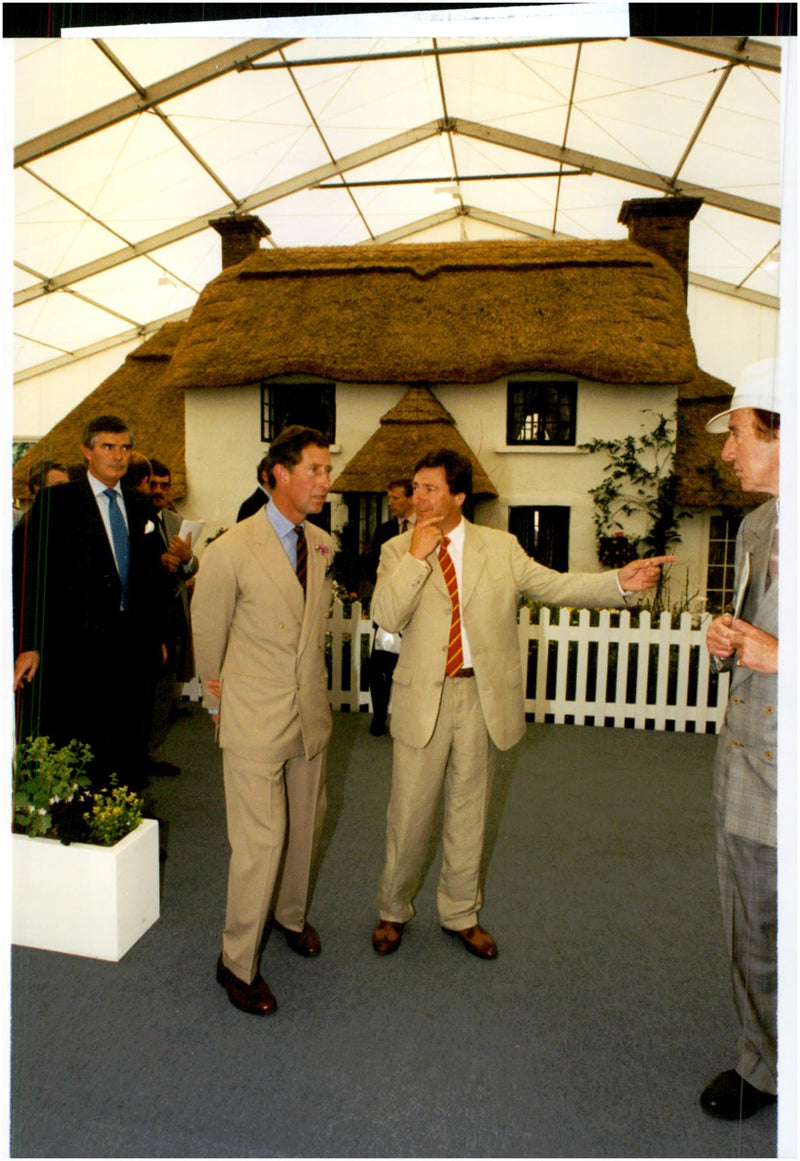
left=372, top=919, right=405, bottom=955
left=273, top=919, right=321, bottom=958
left=442, top=923, right=498, bottom=960
left=216, top=956, right=277, bottom=1015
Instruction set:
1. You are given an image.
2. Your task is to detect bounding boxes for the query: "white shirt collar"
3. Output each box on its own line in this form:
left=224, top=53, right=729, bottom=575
left=88, top=471, right=121, bottom=498
left=444, top=517, right=465, bottom=550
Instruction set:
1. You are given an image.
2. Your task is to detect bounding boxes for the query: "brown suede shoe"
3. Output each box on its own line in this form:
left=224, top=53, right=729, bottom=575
left=442, top=923, right=498, bottom=959
left=216, top=956, right=278, bottom=1015
left=372, top=919, right=405, bottom=955
left=273, top=919, right=321, bottom=957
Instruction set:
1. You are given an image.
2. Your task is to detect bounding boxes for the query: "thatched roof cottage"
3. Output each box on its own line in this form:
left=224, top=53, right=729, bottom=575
left=14, top=196, right=746, bottom=609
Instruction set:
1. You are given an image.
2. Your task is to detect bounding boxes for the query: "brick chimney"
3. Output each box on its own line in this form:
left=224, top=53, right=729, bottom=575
left=210, top=214, right=271, bottom=269
left=618, top=196, right=703, bottom=298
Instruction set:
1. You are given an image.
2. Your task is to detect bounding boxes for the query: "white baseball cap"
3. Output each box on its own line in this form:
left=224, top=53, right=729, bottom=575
left=705, top=358, right=781, bottom=433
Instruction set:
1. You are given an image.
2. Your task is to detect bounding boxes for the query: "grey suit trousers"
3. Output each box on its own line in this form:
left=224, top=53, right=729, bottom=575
left=715, top=805, right=778, bottom=1094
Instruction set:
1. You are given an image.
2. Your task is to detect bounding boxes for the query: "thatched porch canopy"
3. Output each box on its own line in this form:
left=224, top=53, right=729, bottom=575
left=13, top=323, right=189, bottom=502
left=675, top=370, right=747, bottom=509
left=330, top=386, right=497, bottom=497
left=164, top=239, right=698, bottom=390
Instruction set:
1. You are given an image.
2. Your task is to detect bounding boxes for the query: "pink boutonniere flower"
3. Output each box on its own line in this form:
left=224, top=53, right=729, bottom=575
left=315, top=543, right=334, bottom=578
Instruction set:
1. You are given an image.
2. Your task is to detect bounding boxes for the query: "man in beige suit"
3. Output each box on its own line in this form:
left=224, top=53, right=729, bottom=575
left=192, top=426, right=334, bottom=1015
left=371, top=448, right=673, bottom=959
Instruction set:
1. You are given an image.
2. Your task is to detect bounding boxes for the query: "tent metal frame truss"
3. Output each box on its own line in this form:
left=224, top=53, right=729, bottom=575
left=13, top=32, right=784, bottom=384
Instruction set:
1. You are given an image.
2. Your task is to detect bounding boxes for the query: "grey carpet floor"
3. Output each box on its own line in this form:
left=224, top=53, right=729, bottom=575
left=10, top=706, right=777, bottom=1157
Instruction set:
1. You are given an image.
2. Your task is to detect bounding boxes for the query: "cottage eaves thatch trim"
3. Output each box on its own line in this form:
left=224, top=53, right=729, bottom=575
left=13, top=323, right=188, bottom=501
left=164, top=239, right=698, bottom=390
left=331, top=386, right=497, bottom=496
left=674, top=369, right=764, bottom=509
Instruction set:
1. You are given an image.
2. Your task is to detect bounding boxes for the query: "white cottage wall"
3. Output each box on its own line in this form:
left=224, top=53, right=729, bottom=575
left=186, top=376, right=696, bottom=599
left=184, top=386, right=265, bottom=539
left=437, top=379, right=676, bottom=574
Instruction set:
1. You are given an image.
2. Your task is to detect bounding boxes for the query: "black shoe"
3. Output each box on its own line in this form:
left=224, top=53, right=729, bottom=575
left=369, top=720, right=387, bottom=736
left=700, top=1069, right=776, bottom=1120
left=148, top=759, right=181, bottom=777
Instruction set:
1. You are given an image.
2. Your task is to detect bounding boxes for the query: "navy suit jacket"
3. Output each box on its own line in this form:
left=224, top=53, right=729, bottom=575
left=236, top=486, right=269, bottom=523
left=21, top=477, right=166, bottom=664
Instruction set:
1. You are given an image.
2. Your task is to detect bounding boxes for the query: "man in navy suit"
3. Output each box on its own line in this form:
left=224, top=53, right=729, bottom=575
left=236, top=453, right=270, bottom=522
left=14, top=415, right=168, bottom=790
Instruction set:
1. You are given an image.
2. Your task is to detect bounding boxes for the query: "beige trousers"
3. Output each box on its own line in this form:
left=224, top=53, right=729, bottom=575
left=221, top=746, right=326, bottom=983
left=377, top=675, right=496, bottom=929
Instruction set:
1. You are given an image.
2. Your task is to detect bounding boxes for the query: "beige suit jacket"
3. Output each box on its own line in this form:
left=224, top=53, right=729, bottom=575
left=372, top=520, right=626, bottom=752
left=191, top=511, right=333, bottom=763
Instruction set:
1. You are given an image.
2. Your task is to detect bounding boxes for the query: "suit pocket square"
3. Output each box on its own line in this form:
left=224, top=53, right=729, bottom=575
left=144, top=520, right=155, bottom=534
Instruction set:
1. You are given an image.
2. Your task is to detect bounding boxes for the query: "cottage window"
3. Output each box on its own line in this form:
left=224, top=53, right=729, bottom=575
left=507, top=381, right=577, bottom=446
left=509, top=506, right=570, bottom=571
left=261, top=382, right=336, bottom=443
left=706, top=513, right=742, bottom=615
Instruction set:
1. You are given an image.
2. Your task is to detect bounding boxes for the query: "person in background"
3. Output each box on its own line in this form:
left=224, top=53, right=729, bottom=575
left=122, top=450, right=152, bottom=494
left=367, top=479, right=415, bottom=736
left=13, top=416, right=167, bottom=791
left=370, top=447, right=673, bottom=960
left=12, top=461, right=69, bottom=652
left=236, top=453, right=270, bottom=522
left=699, top=358, right=780, bottom=1122
left=147, top=457, right=199, bottom=778
left=192, top=426, right=334, bottom=1017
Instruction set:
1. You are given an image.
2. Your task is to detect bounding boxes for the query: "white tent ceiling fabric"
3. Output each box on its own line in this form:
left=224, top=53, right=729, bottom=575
left=13, top=32, right=784, bottom=382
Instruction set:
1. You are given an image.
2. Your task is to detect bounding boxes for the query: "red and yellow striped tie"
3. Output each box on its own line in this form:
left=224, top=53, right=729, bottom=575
left=439, top=536, right=464, bottom=676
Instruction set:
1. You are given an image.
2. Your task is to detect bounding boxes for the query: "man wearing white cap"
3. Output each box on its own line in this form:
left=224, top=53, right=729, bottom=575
left=700, top=358, right=780, bottom=1121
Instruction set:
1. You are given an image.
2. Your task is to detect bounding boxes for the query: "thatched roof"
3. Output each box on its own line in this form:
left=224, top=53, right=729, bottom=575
left=13, top=323, right=188, bottom=502
left=331, top=386, right=497, bottom=497
left=164, top=239, right=698, bottom=390
left=673, top=368, right=760, bottom=509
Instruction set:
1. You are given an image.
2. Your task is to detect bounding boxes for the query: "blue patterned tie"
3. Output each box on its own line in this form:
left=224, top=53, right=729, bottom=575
left=104, top=488, right=130, bottom=609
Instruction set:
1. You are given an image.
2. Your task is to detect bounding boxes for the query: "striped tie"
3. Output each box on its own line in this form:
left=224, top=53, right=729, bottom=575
left=295, top=525, right=307, bottom=593
left=439, top=536, right=463, bottom=676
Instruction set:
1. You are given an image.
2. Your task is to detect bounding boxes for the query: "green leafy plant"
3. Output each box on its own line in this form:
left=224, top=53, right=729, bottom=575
left=13, top=737, right=93, bottom=840
left=13, top=737, right=144, bottom=846
left=84, top=778, right=144, bottom=846
left=581, top=410, right=693, bottom=613
left=581, top=411, right=693, bottom=557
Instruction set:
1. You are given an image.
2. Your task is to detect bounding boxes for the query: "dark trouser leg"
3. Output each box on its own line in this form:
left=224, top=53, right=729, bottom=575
left=369, top=648, right=397, bottom=729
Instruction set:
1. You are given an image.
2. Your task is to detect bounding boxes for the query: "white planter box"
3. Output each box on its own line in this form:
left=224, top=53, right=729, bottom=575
left=12, top=817, right=160, bottom=962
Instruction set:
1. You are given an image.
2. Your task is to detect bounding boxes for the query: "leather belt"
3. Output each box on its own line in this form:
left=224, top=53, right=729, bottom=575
left=448, top=668, right=475, bottom=678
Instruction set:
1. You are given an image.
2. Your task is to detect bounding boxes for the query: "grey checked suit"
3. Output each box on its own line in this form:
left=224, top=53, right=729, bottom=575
left=712, top=497, right=778, bottom=1094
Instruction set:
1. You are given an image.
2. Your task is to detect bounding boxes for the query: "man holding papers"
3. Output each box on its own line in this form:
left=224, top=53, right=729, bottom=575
left=700, top=359, right=780, bottom=1122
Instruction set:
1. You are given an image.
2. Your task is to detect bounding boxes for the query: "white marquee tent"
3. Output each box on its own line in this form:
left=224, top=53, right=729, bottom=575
left=10, top=16, right=791, bottom=444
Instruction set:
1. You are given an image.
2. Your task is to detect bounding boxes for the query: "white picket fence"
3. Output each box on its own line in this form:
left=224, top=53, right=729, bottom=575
left=184, top=601, right=730, bottom=734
